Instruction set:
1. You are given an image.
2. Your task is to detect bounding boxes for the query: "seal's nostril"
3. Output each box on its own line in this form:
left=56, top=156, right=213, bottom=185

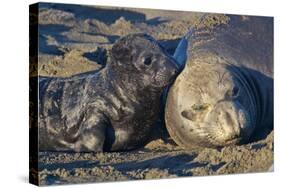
left=233, top=134, right=240, bottom=139
left=181, top=110, right=196, bottom=121
left=224, top=112, right=232, bottom=123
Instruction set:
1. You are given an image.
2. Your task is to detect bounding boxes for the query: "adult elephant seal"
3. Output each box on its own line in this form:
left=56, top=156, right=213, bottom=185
left=165, top=15, right=273, bottom=149
left=39, top=33, right=179, bottom=152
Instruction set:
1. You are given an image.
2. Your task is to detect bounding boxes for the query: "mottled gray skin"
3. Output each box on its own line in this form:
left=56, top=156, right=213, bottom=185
left=39, top=33, right=179, bottom=152
left=165, top=15, right=273, bottom=148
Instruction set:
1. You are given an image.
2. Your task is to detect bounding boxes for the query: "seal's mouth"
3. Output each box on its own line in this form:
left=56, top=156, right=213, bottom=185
left=168, top=73, right=178, bottom=84
left=153, top=73, right=170, bottom=87
left=224, top=137, right=243, bottom=145
left=171, top=59, right=181, bottom=74
left=166, top=61, right=180, bottom=84
left=191, top=121, right=246, bottom=147
left=202, top=104, right=252, bottom=146
left=156, top=70, right=178, bottom=87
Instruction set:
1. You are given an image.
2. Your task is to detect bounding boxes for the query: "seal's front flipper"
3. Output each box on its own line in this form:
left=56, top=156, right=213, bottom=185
left=173, top=37, right=188, bottom=70
left=74, top=114, right=107, bottom=152
left=172, top=24, right=194, bottom=70
left=173, top=13, right=208, bottom=70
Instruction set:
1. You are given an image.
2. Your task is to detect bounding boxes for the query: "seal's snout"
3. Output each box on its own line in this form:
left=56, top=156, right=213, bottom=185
left=153, top=57, right=180, bottom=88
left=218, top=110, right=241, bottom=141
left=207, top=101, right=250, bottom=145
left=166, top=57, right=180, bottom=78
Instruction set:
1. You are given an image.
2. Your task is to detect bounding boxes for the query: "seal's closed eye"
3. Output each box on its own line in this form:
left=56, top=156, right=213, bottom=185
left=225, top=86, right=240, bottom=99
left=191, top=103, right=209, bottom=111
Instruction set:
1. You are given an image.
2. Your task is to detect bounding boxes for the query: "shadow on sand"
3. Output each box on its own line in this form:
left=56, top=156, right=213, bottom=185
left=39, top=2, right=146, bottom=24
left=37, top=3, right=173, bottom=56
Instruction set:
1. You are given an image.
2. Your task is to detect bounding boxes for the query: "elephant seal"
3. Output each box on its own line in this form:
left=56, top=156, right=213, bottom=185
left=39, top=33, right=179, bottom=152
left=165, top=15, right=273, bottom=148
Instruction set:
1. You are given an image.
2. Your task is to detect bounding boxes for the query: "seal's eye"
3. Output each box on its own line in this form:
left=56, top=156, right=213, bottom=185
left=191, top=103, right=209, bottom=111
left=143, top=57, right=152, bottom=66
left=226, top=86, right=240, bottom=99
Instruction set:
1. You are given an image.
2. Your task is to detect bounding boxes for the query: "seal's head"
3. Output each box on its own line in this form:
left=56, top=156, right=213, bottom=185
left=166, top=55, right=257, bottom=148
left=110, top=33, right=179, bottom=90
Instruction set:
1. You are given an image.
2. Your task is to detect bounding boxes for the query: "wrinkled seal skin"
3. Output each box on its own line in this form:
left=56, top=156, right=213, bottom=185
left=165, top=15, right=273, bottom=148
left=39, top=33, right=179, bottom=152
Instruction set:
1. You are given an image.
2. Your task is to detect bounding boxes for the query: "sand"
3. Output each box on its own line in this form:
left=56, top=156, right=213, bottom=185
left=33, top=3, right=273, bottom=185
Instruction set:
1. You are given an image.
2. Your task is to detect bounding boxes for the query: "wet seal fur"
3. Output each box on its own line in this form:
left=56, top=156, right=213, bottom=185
left=165, top=15, right=273, bottom=148
left=39, top=33, right=179, bottom=152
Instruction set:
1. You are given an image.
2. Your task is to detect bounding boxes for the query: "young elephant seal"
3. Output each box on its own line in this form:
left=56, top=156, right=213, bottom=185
left=165, top=15, right=273, bottom=148
left=39, top=33, right=179, bottom=152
